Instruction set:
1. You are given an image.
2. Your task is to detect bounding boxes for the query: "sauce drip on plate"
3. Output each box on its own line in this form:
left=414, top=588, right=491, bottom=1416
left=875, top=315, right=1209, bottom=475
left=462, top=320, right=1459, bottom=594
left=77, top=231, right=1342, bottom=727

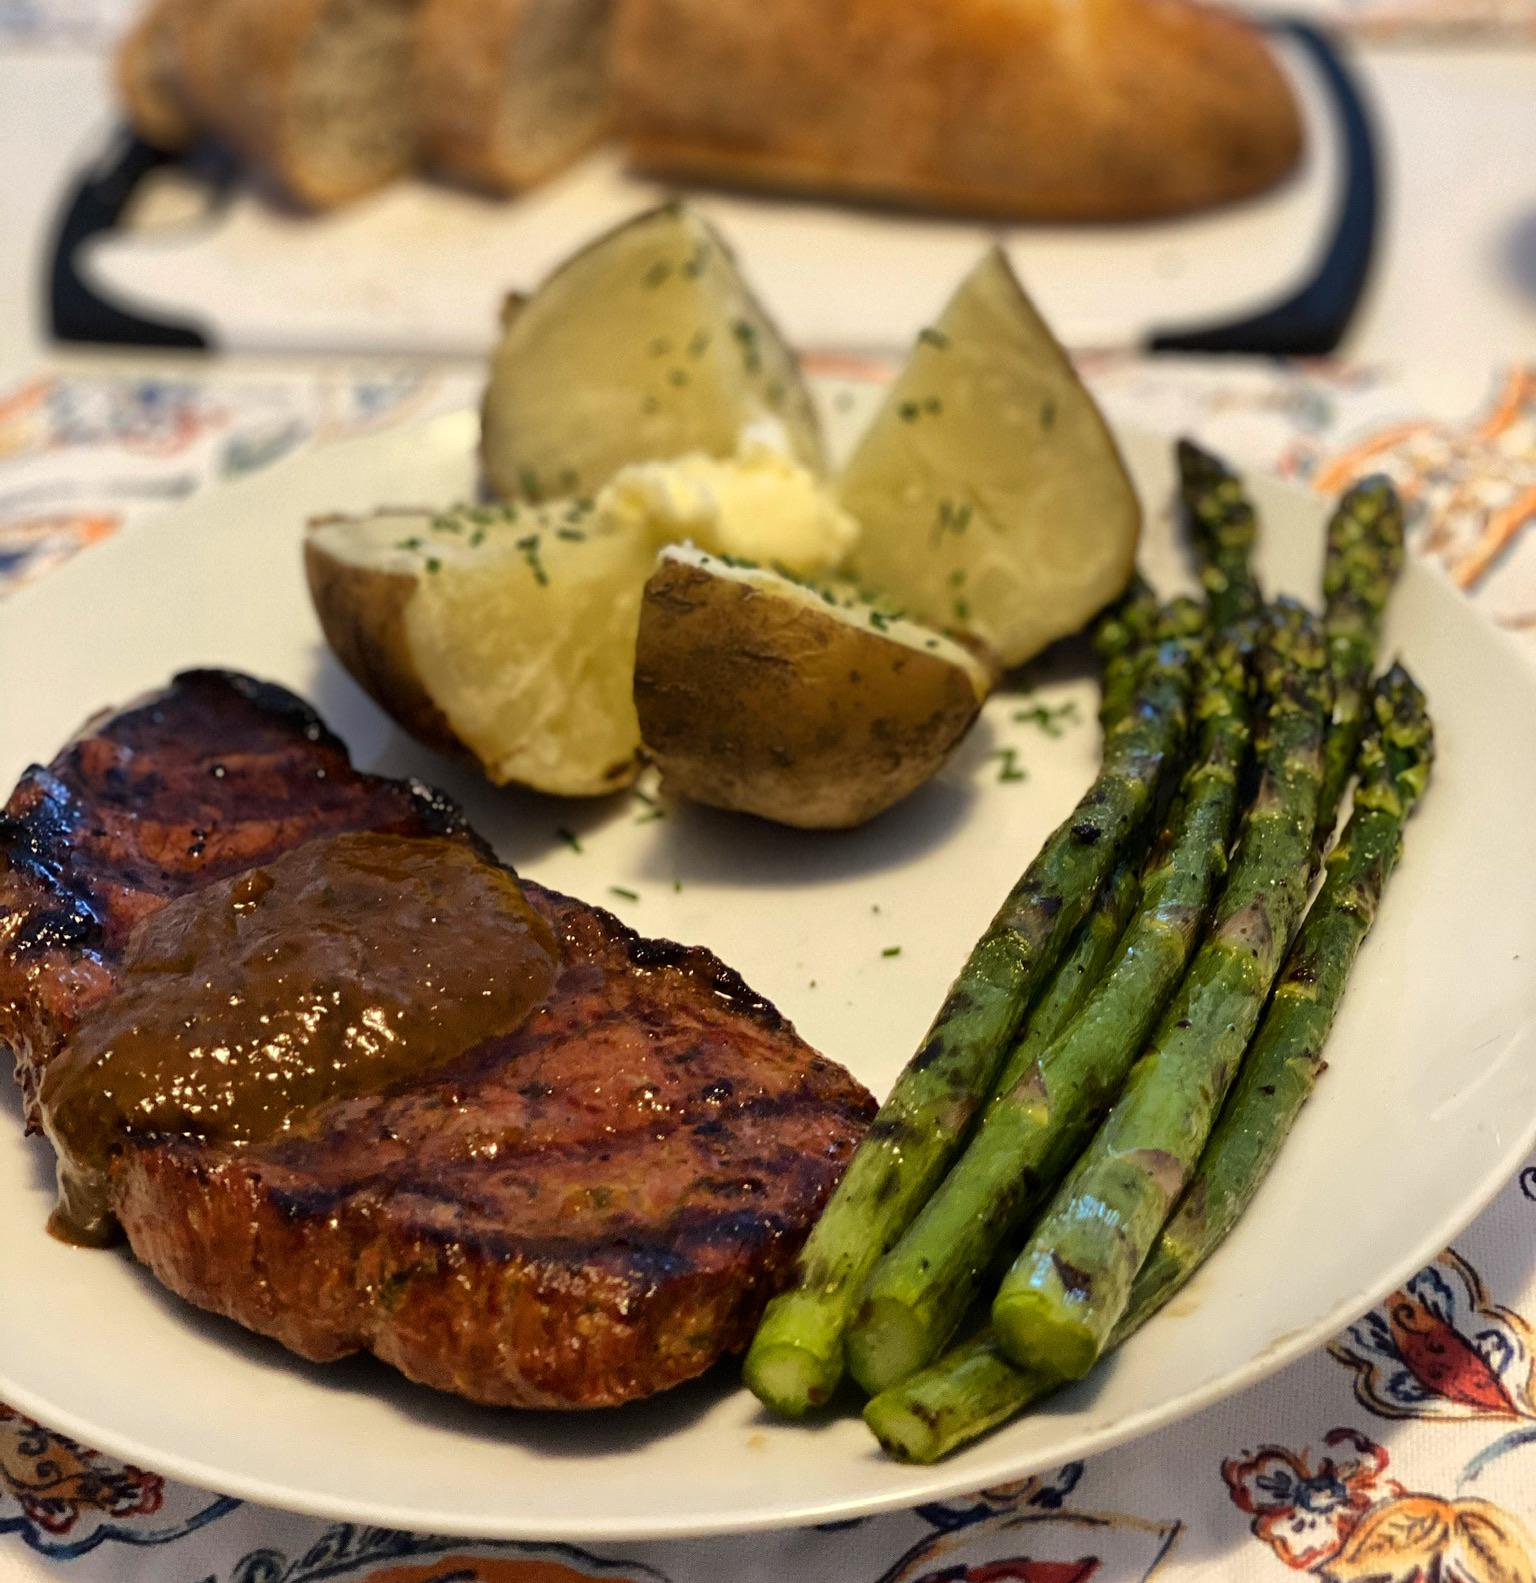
left=41, top=831, right=559, bottom=1245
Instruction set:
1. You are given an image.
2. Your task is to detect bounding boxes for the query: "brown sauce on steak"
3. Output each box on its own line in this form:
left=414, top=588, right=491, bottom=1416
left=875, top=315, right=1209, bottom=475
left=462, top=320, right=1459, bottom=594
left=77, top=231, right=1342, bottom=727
left=41, top=830, right=559, bottom=1244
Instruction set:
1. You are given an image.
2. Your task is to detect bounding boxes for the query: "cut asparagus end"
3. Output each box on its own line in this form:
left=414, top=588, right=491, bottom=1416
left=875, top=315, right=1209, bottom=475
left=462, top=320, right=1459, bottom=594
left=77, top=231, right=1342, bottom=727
left=991, top=1287, right=1101, bottom=1381
left=743, top=1288, right=847, bottom=1415
left=863, top=1392, right=946, bottom=1464
left=743, top=1340, right=839, bottom=1418
left=864, top=1331, right=1054, bottom=1463
left=846, top=1296, right=934, bottom=1397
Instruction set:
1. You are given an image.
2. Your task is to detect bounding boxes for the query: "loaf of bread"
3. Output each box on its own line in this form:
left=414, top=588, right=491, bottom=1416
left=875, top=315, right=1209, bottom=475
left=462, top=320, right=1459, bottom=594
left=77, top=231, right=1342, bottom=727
left=612, top=0, right=1305, bottom=221
left=417, top=0, right=617, bottom=194
left=113, top=0, right=1302, bottom=220
left=167, top=0, right=425, bottom=209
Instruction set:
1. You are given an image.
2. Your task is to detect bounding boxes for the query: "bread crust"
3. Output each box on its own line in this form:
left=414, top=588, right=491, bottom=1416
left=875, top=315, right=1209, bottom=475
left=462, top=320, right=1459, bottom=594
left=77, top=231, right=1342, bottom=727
left=175, top=0, right=419, bottom=210
left=416, top=0, right=611, bottom=193
left=115, top=1, right=192, bottom=151
left=416, top=0, right=525, bottom=192
left=613, top=0, right=1305, bottom=222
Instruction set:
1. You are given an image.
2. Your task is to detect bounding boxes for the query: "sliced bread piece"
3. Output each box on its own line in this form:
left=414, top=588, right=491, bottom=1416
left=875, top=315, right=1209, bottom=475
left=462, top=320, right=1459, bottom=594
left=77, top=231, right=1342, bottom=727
left=417, top=0, right=616, bottom=194
left=613, top=0, right=1304, bottom=221
left=177, top=0, right=423, bottom=210
left=114, top=0, right=200, bottom=152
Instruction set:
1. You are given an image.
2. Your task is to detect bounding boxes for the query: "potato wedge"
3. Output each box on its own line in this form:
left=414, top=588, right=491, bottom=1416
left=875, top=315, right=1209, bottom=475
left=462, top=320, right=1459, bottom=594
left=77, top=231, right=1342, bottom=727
left=306, top=504, right=655, bottom=796
left=634, top=546, right=992, bottom=829
left=837, top=247, right=1140, bottom=669
left=482, top=203, right=826, bottom=501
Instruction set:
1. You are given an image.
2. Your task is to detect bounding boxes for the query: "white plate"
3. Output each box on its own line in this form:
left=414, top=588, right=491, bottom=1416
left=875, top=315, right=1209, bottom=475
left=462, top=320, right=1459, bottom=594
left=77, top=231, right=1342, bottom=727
left=2, top=394, right=1534, bottom=1542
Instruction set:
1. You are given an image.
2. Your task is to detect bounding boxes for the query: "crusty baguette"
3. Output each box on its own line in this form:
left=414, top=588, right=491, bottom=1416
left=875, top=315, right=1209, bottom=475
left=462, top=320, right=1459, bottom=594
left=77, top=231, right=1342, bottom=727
left=114, top=0, right=200, bottom=152
left=417, top=0, right=616, bottom=194
left=175, top=0, right=423, bottom=210
left=613, top=0, right=1305, bottom=222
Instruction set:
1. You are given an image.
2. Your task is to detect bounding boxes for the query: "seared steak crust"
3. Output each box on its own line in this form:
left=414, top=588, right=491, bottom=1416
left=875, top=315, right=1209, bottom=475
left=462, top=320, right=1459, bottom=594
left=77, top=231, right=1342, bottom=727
left=1, top=672, right=873, bottom=1407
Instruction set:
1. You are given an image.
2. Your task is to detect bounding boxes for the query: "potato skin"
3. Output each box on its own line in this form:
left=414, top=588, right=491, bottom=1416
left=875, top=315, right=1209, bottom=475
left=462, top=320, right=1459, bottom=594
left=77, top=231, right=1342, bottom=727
left=304, top=539, right=462, bottom=758
left=634, top=559, right=985, bottom=829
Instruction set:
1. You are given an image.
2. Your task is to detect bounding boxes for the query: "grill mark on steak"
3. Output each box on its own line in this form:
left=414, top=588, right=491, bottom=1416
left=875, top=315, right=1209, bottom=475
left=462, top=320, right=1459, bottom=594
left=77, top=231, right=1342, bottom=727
left=1, top=671, right=874, bottom=1408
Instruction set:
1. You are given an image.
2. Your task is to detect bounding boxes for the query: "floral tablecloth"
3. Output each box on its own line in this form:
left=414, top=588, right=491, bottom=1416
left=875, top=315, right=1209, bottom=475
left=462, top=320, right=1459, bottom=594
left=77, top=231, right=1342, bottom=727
left=2, top=354, right=1536, bottom=1583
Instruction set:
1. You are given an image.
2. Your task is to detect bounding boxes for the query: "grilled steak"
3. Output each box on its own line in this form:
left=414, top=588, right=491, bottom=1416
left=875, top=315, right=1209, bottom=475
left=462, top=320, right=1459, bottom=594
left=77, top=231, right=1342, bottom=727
left=0, top=671, right=873, bottom=1408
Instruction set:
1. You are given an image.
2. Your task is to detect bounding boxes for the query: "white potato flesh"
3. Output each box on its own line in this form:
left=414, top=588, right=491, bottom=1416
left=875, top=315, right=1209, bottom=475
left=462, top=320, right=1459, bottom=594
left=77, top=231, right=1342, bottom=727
left=482, top=204, right=825, bottom=501
left=837, top=247, right=1140, bottom=669
left=307, top=505, right=656, bottom=796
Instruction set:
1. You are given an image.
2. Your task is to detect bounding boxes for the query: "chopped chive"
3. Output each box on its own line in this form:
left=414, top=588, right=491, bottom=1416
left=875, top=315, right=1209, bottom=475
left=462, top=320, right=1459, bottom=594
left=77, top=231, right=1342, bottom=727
left=924, top=397, right=943, bottom=415
left=1012, top=699, right=1081, bottom=737
left=394, top=536, right=423, bottom=551
left=609, top=885, right=640, bottom=902
left=898, top=400, right=920, bottom=423
left=515, top=533, right=549, bottom=585
left=642, top=260, right=672, bottom=288
left=918, top=327, right=950, bottom=349
left=881, top=946, right=903, bottom=958
left=424, top=556, right=442, bottom=574
left=468, top=528, right=486, bottom=547
left=1041, top=398, right=1057, bottom=431
left=557, top=826, right=583, bottom=853
left=556, top=527, right=585, bottom=542
left=673, top=878, right=683, bottom=893
left=991, top=748, right=1028, bottom=783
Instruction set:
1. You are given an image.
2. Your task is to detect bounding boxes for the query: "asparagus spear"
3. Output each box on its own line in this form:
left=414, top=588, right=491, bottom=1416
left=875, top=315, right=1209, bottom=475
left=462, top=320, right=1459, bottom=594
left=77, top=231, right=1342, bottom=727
left=743, top=608, right=1200, bottom=1417
left=867, top=667, right=1431, bottom=1463
left=1093, top=574, right=1161, bottom=730
left=847, top=632, right=1250, bottom=1394
left=1315, top=476, right=1407, bottom=849
left=992, top=601, right=1330, bottom=1382
left=865, top=1327, right=1048, bottom=1464
left=1178, top=439, right=1263, bottom=636
left=987, top=859, right=1142, bottom=1105
left=1119, top=663, right=1432, bottom=1334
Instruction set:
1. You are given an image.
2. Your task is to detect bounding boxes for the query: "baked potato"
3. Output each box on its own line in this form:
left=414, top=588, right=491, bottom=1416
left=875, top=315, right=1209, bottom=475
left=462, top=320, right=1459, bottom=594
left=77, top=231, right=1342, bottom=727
left=634, top=546, right=993, bottom=828
left=837, top=247, right=1140, bottom=669
left=306, top=504, right=656, bottom=796
left=482, top=203, right=826, bottom=501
